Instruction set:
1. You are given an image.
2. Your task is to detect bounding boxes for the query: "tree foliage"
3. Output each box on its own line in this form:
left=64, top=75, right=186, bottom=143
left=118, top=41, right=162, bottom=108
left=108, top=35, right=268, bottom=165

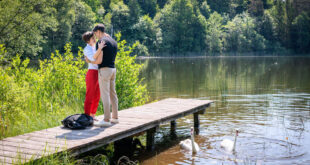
left=71, top=1, right=96, bottom=52
left=1, top=0, right=310, bottom=58
left=138, top=0, right=157, bottom=18
left=0, top=0, right=56, bottom=58
left=154, top=0, right=207, bottom=53
left=42, top=0, right=75, bottom=58
left=224, top=12, right=266, bottom=53
left=291, top=12, right=310, bottom=53
left=206, top=12, right=224, bottom=53
left=132, top=15, right=160, bottom=52
left=110, top=2, right=131, bottom=37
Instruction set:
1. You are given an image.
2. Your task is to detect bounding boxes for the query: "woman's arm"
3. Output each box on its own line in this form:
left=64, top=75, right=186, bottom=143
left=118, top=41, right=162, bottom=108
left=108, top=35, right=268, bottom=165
left=88, top=52, right=103, bottom=64
left=93, top=41, right=106, bottom=59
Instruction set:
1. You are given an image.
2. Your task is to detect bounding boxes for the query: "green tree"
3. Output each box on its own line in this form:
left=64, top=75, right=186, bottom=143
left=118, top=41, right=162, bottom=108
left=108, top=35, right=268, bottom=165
left=131, top=41, right=150, bottom=56
left=0, top=0, right=56, bottom=59
left=233, top=0, right=248, bottom=15
left=248, top=0, right=264, bottom=17
left=42, top=0, right=75, bottom=58
left=157, top=0, right=169, bottom=8
left=200, top=1, right=211, bottom=19
left=132, top=15, right=160, bottom=53
left=103, top=13, right=113, bottom=35
left=206, top=12, right=224, bottom=53
left=138, top=0, right=157, bottom=18
left=262, top=0, right=273, bottom=9
left=95, top=5, right=106, bottom=23
left=154, top=0, right=207, bottom=53
left=208, top=0, right=231, bottom=14
left=291, top=12, right=310, bottom=53
left=128, top=0, right=141, bottom=26
left=255, top=10, right=281, bottom=51
left=270, top=0, right=288, bottom=48
left=256, top=11, right=275, bottom=42
left=102, top=0, right=112, bottom=10
left=81, top=0, right=101, bottom=13
left=224, top=12, right=267, bottom=53
left=71, top=1, right=96, bottom=52
left=110, top=2, right=131, bottom=38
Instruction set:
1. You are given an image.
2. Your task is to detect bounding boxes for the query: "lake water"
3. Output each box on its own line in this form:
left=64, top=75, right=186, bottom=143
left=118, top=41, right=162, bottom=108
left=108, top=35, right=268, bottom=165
left=135, top=57, right=310, bottom=165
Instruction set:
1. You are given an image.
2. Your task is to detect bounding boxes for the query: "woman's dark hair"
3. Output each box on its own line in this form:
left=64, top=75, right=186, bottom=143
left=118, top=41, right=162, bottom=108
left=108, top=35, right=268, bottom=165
left=92, top=24, right=105, bottom=32
left=82, top=31, right=94, bottom=43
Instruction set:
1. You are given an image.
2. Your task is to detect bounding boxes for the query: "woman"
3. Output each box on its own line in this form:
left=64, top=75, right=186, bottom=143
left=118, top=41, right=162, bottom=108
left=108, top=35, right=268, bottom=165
left=82, top=31, right=104, bottom=119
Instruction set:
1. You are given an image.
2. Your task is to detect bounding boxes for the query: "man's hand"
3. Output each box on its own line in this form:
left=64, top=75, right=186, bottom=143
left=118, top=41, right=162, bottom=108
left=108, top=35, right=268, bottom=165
left=99, top=40, right=106, bottom=50
left=84, top=56, right=91, bottom=64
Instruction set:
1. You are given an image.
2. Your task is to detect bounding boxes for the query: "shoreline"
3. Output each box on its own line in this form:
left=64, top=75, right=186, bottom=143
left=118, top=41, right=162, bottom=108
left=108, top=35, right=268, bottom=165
left=136, top=55, right=310, bottom=59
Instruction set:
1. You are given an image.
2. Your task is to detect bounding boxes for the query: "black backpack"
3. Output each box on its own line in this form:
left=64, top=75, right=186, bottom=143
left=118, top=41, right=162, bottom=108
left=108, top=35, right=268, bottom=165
left=61, top=114, right=94, bottom=129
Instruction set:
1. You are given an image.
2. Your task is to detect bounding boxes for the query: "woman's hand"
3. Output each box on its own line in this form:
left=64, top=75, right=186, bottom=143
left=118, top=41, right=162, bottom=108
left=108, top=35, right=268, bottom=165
left=99, top=41, right=106, bottom=50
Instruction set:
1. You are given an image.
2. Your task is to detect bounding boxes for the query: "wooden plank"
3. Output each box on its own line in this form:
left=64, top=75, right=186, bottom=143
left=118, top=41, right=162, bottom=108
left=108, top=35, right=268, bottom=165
left=2, top=138, right=67, bottom=152
left=0, top=145, right=47, bottom=156
left=0, top=155, right=13, bottom=165
left=159, top=104, right=210, bottom=124
left=66, top=123, right=147, bottom=151
left=0, top=140, right=59, bottom=153
left=0, top=149, right=34, bottom=161
left=70, top=119, right=163, bottom=156
left=40, top=129, right=105, bottom=141
left=14, top=135, right=67, bottom=144
left=0, top=98, right=213, bottom=163
left=3, top=135, right=68, bottom=149
left=66, top=99, right=213, bottom=153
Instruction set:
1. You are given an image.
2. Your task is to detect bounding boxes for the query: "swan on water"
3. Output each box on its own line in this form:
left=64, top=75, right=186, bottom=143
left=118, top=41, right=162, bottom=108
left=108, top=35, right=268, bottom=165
left=180, top=127, right=200, bottom=153
left=220, top=129, right=240, bottom=152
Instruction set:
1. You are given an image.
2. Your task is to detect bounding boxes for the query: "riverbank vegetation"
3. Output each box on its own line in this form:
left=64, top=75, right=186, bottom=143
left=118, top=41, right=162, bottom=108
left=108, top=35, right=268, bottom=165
left=0, top=34, right=148, bottom=139
left=0, top=0, right=309, bottom=59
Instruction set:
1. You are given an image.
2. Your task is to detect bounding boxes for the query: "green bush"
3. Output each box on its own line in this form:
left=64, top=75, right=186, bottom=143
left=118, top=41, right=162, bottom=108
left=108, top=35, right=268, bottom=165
left=0, top=38, right=148, bottom=139
left=115, top=33, right=148, bottom=109
left=131, top=41, right=150, bottom=56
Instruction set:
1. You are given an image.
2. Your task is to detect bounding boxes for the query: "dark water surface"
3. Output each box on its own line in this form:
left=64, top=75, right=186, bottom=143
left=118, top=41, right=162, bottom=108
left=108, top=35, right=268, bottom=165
left=136, top=57, right=310, bottom=165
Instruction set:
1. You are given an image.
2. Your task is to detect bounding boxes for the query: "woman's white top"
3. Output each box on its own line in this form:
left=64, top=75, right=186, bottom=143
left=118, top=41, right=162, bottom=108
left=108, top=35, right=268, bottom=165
left=83, top=44, right=98, bottom=70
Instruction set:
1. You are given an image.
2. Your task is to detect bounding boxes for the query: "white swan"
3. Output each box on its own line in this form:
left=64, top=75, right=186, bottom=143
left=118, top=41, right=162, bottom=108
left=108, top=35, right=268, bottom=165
left=220, top=129, right=240, bottom=152
left=180, top=127, right=200, bottom=153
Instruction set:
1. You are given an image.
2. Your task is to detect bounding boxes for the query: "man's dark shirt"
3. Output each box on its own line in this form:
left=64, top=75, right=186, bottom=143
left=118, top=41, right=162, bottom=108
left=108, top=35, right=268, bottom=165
left=96, top=36, right=117, bottom=68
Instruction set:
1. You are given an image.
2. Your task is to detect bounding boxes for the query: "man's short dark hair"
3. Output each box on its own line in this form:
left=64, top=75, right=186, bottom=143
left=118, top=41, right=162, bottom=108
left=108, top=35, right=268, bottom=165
left=82, top=31, right=94, bottom=43
left=93, top=24, right=105, bottom=32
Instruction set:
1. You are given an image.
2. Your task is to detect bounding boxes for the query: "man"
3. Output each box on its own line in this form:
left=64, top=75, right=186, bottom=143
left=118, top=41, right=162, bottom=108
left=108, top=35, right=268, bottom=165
left=85, top=24, right=119, bottom=127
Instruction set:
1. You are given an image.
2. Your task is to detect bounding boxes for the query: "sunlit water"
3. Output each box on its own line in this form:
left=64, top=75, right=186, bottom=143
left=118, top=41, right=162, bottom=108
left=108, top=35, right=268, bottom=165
left=135, top=57, right=310, bottom=165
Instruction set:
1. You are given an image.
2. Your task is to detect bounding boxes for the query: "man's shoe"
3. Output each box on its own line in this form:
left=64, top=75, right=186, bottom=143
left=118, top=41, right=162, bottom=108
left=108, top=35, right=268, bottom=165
left=110, top=118, right=119, bottom=124
left=93, top=120, right=111, bottom=127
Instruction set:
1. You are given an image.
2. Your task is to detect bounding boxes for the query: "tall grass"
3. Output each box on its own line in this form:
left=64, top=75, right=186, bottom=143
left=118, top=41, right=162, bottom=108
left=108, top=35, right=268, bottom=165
left=0, top=34, right=148, bottom=139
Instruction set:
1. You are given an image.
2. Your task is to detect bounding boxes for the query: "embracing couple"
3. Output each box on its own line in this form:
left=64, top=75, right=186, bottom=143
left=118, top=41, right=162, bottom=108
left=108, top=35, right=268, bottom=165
left=82, top=24, right=118, bottom=127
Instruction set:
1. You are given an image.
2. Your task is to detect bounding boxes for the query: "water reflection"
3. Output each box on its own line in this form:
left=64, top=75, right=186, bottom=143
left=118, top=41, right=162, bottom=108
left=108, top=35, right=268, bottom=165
left=137, top=57, right=310, bottom=164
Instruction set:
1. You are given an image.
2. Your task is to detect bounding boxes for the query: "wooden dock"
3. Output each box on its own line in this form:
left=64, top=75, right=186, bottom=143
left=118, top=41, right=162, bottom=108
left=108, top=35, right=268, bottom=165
left=0, top=98, right=213, bottom=164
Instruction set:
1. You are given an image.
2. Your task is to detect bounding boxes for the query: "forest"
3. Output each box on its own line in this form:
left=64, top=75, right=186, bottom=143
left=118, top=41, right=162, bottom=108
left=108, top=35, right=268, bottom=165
left=0, top=0, right=310, bottom=59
